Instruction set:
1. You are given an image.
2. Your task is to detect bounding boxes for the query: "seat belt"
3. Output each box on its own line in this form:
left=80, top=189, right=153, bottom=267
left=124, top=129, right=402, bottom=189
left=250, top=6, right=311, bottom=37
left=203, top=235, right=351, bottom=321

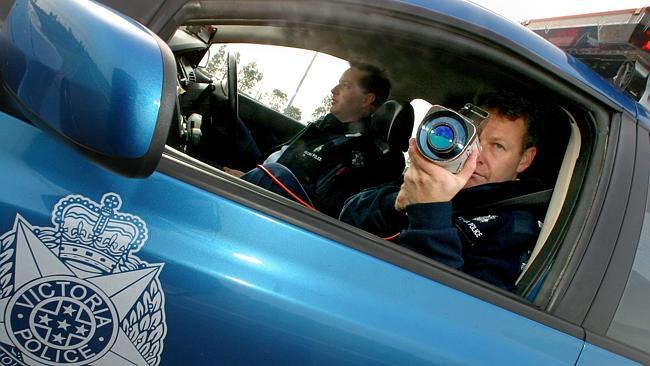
left=452, top=188, right=553, bottom=216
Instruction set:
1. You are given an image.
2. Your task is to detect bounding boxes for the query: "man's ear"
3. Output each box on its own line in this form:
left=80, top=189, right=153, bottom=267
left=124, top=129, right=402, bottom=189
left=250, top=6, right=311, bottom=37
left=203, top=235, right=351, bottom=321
left=516, top=146, right=537, bottom=174
left=363, top=93, right=376, bottom=109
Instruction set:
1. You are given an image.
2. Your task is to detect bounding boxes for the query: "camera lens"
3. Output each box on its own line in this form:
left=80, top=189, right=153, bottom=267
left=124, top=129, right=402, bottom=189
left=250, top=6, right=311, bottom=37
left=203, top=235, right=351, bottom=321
left=417, top=112, right=472, bottom=162
left=428, top=124, right=454, bottom=151
left=415, top=105, right=480, bottom=171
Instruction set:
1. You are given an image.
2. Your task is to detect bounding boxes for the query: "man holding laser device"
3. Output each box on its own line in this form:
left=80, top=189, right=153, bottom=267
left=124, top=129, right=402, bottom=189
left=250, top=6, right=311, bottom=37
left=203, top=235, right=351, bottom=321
left=340, top=90, right=541, bottom=290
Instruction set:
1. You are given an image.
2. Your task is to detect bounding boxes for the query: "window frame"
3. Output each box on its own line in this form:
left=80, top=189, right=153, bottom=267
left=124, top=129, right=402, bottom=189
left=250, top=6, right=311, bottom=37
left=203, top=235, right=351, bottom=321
left=579, top=123, right=650, bottom=364
left=154, top=0, right=619, bottom=343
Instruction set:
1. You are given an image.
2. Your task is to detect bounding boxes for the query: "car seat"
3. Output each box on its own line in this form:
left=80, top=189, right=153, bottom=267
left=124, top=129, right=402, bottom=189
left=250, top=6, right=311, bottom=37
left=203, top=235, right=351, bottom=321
left=515, top=107, right=579, bottom=289
left=369, top=100, right=414, bottom=179
left=370, top=100, right=415, bottom=155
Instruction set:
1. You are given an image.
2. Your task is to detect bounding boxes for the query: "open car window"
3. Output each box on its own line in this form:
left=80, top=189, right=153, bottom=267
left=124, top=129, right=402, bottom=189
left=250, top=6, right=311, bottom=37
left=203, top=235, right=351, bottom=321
left=163, top=6, right=596, bottom=312
left=199, top=43, right=349, bottom=123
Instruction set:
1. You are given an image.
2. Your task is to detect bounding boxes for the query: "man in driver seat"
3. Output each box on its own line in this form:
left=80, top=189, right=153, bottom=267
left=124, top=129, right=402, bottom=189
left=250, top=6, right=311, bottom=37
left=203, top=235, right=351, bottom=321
left=227, top=61, right=403, bottom=217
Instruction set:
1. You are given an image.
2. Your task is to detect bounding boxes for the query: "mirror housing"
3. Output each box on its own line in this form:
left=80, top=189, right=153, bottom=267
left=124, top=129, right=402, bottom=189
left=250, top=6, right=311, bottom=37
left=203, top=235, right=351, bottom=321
left=0, top=0, right=176, bottom=177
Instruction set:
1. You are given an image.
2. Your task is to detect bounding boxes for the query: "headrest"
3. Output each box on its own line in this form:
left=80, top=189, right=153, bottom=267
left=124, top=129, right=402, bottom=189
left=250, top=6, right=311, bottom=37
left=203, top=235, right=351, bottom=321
left=370, top=100, right=414, bottom=152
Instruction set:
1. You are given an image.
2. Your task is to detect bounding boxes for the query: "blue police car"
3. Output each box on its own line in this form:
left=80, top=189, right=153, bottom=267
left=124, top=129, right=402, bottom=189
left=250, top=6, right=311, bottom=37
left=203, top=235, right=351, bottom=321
left=0, top=0, right=649, bottom=364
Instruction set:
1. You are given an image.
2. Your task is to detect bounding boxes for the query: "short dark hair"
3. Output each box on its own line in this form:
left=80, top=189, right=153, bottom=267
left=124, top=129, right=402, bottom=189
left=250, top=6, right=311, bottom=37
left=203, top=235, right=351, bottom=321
left=349, top=61, right=391, bottom=108
left=476, top=90, right=540, bottom=150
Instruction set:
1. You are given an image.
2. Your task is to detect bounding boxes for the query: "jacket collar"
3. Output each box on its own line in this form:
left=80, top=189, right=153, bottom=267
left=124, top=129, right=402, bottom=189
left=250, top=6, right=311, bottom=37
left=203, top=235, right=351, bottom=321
left=320, top=113, right=369, bottom=135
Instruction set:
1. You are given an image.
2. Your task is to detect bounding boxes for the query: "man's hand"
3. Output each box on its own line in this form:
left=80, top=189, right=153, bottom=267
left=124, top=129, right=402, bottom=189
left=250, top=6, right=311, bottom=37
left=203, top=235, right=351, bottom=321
left=224, top=167, right=245, bottom=177
left=395, top=138, right=478, bottom=212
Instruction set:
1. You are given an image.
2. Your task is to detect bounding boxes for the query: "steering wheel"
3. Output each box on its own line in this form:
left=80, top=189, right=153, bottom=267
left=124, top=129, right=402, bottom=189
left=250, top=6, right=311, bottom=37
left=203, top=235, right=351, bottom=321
left=226, top=52, right=238, bottom=129
left=208, top=52, right=260, bottom=169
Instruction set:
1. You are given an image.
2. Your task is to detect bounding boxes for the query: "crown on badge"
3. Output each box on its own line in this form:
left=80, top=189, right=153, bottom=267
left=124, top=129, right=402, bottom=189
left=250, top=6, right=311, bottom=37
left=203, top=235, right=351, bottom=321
left=52, top=193, right=148, bottom=273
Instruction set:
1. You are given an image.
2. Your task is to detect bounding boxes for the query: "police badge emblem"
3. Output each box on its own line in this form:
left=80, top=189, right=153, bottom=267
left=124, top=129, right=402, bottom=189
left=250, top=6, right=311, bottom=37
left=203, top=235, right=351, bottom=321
left=0, top=193, right=166, bottom=366
left=472, top=215, right=498, bottom=223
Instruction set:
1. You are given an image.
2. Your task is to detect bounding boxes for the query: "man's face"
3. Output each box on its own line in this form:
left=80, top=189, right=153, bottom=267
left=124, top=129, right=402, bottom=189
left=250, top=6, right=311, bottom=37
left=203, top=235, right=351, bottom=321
left=464, top=110, right=537, bottom=188
left=330, top=67, right=375, bottom=123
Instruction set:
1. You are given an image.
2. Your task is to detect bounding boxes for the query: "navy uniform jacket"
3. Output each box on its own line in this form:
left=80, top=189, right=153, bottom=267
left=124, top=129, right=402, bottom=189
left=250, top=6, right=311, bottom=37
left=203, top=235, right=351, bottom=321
left=276, top=114, right=404, bottom=216
left=339, top=180, right=543, bottom=290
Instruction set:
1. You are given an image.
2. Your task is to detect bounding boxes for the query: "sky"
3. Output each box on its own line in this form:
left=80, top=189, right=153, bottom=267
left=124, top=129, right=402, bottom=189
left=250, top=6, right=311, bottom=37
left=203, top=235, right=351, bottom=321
left=224, top=44, right=348, bottom=123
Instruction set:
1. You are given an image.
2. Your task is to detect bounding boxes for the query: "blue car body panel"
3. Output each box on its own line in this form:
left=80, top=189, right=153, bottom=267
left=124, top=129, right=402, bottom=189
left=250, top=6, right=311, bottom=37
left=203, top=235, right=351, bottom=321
left=0, top=116, right=586, bottom=364
left=577, top=343, right=642, bottom=366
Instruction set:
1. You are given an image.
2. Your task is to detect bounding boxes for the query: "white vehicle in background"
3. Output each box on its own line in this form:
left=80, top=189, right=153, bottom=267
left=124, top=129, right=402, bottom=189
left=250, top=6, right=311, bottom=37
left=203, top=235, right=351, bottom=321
left=523, top=7, right=650, bottom=106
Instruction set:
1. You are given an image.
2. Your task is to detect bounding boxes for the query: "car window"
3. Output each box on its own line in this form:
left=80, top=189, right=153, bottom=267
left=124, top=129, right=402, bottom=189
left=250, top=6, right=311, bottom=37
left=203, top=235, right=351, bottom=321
left=201, top=43, right=348, bottom=124
left=170, top=21, right=576, bottom=301
left=607, top=152, right=650, bottom=351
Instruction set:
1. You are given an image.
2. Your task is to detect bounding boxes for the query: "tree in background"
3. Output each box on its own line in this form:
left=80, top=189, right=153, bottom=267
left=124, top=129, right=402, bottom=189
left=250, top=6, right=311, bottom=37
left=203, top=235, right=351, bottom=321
left=203, top=45, right=227, bottom=78
left=266, top=89, right=288, bottom=112
left=204, top=46, right=304, bottom=120
left=284, top=106, right=302, bottom=121
left=202, top=46, right=262, bottom=95
left=261, top=89, right=302, bottom=121
left=239, top=61, right=262, bottom=95
left=311, top=95, right=332, bottom=120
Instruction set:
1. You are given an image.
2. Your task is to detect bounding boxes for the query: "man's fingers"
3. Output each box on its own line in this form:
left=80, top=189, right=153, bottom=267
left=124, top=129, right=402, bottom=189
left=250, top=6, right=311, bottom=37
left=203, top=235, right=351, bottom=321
left=409, top=137, right=478, bottom=185
left=408, top=138, right=439, bottom=174
left=224, top=167, right=245, bottom=177
left=407, top=139, right=420, bottom=163
left=455, top=148, right=479, bottom=182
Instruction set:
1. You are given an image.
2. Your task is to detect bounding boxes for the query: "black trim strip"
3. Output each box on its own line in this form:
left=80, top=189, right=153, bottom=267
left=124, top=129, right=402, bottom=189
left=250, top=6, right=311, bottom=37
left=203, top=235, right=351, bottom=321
left=584, top=331, right=650, bottom=365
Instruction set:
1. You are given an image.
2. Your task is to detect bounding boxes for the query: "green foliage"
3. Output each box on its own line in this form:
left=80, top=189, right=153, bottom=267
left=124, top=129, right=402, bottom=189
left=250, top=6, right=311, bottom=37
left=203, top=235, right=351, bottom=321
left=312, top=95, right=332, bottom=120
left=284, top=105, right=302, bottom=120
left=266, top=89, right=288, bottom=112
left=239, top=61, right=263, bottom=95
left=202, top=46, right=261, bottom=95
left=203, top=45, right=227, bottom=79
left=202, top=45, right=305, bottom=121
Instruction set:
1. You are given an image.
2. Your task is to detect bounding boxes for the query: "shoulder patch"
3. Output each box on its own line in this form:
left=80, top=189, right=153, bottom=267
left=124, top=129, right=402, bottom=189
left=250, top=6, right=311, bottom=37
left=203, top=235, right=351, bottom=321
left=0, top=193, right=166, bottom=365
left=472, top=215, right=498, bottom=223
left=456, top=216, right=483, bottom=240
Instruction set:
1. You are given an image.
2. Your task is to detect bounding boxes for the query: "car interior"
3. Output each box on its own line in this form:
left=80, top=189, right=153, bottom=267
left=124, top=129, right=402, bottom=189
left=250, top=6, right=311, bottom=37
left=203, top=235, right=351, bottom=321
left=162, top=9, right=588, bottom=304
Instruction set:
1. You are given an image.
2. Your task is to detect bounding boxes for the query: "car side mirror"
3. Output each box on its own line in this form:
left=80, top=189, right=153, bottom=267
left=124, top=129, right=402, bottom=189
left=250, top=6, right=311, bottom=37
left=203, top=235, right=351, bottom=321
left=0, top=0, right=176, bottom=177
